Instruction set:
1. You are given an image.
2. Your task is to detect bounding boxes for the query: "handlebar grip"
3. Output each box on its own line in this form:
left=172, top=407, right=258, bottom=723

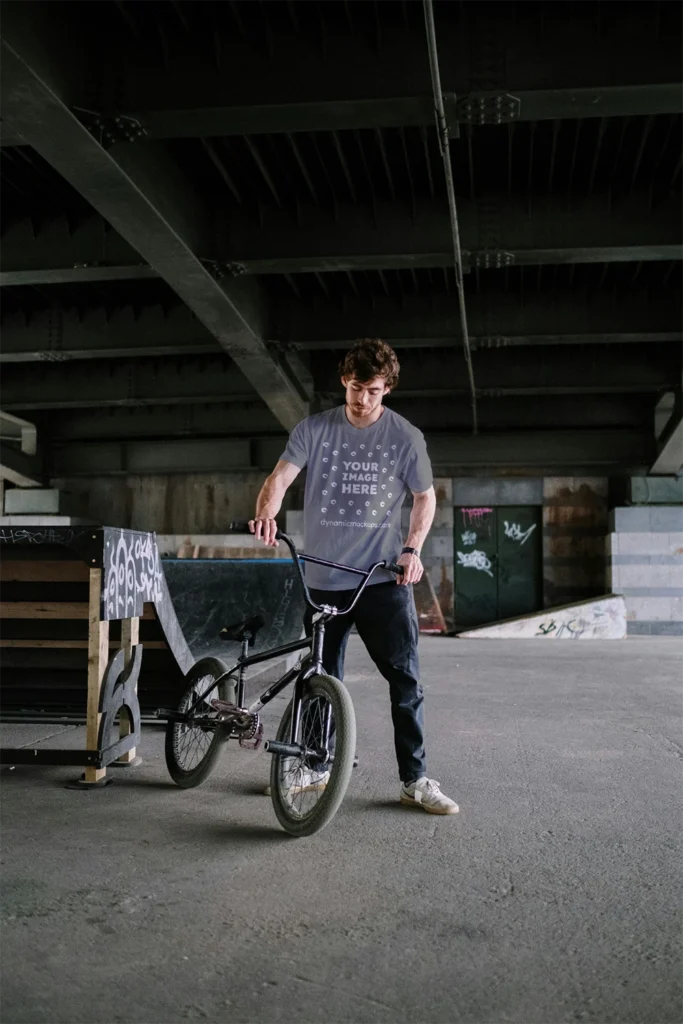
left=228, top=521, right=252, bottom=534
left=385, top=561, right=405, bottom=576
left=229, top=520, right=283, bottom=540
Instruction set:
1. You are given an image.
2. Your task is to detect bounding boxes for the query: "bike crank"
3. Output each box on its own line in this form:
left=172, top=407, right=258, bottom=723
left=209, top=699, right=263, bottom=750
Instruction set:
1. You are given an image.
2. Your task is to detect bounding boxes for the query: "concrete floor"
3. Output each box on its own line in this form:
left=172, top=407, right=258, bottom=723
left=1, top=636, right=681, bottom=1024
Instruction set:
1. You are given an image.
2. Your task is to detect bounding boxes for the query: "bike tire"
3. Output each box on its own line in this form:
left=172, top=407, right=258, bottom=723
left=165, top=656, right=230, bottom=788
left=270, top=673, right=356, bottom=838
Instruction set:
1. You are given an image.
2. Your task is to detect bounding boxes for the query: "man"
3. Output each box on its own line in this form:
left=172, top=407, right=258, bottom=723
left=250, top=338, right=458, bottom=815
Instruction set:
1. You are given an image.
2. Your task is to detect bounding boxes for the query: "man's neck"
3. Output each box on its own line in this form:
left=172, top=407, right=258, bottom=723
left=344, top=403, right=385, bottom=429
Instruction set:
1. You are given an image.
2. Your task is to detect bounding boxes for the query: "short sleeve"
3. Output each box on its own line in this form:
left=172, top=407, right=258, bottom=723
left=280, top=418, right=309, bottom=469
left=402, top=430, right=433, bottom=493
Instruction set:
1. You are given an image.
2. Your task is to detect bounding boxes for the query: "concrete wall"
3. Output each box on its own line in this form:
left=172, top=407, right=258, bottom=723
left=542, top=477, right=609, bottom=608
left=51, top=473, right=304, bottom=533
left=415, top=477, right=455, bottom=631
left=607, top=506, right=683, bottom=635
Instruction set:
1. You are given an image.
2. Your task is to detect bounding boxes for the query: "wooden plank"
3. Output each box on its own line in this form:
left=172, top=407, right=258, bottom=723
left=0, top=601, right=90, bottom=619
left=0, top=561, right=90, bottom=583
left=0, top=602, right=155, bottom=619
left=85, top=569, right=108, bottom=784
left=0, top=598, right=89, bottom=614
left=117, top=616, right=139, bottom=763
left=0, top=638, right=167, bottom=649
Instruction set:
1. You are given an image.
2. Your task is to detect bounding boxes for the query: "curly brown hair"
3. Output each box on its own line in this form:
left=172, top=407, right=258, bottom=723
left=338, top=338, right=400, bottom=391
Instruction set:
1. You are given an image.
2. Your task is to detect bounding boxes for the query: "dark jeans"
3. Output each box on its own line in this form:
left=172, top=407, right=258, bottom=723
left=305, top=581, right=426, bottom=784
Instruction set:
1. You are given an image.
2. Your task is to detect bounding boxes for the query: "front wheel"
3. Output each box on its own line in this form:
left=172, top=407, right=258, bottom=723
left=165, top=656, right=231, bottom=788
left=270, top=673, right=356, bottom=838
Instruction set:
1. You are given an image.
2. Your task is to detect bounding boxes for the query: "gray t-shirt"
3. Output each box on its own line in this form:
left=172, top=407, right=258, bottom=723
left=281, top=405, right=433, bottom=590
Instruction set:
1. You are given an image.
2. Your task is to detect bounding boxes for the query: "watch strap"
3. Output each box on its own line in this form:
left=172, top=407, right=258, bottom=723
left=401, top=546, right=420, bottom=556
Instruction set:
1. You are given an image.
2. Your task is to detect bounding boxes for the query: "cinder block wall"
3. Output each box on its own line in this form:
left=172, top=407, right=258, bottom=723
left=607, top=506, right=683, bottom=635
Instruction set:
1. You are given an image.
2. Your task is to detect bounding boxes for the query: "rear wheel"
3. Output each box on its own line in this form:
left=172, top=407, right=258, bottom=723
left=165, top=657, right=231, bottom=788
left=269, top=673, right=356, bottom=837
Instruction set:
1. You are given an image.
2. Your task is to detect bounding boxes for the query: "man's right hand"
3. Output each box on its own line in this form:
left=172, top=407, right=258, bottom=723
left=249, top=517, right=279, bottom=547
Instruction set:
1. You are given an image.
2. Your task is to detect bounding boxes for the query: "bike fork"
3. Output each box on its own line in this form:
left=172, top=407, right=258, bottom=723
left=289, top=671, right=304, bottom=745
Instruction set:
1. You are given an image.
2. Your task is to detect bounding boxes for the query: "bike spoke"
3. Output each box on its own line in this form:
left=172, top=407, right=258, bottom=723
left=172, top=677, right=217, bottom=772
left=275, top=692, right=335, bottom=820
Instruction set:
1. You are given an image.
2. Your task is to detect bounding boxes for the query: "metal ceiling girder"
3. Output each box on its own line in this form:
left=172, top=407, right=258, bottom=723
left=2, top=304, right=680, bottom=363
left=48, top=392, right=653, bottom=442
left=53, top=84, right=683, bottom=143
left=56, top=82, right=683, bottom=145
left=129, top=95, right=460, bottom=139
left=142, top=81, right=680, bottom=138
left=0, top=356, right=263, bottom=411
left=0, top=306, right=217, bottom=362
left=100, top=82, right=683, bottom=139
left=0, top=97, right=458, bottom=147
left=3, top=193, right=680, bottom=283
left=0, top=266, right=158, bottom=286
left=0, top=23, right=306, bottom=431
left=211, top=192, right=682, bottom=272
left=457, top=85, right=683, bottom=125
left=4, top=78, right=659, bottom=149
left=48, top=430, right=654, bottom=478
left=0, top=214, right=145, bottom=277
left=3, top=343, right=679, bottom=411
left=293, top=331, right=683, bottom=350
left=274, top=291, right=682, bottom=344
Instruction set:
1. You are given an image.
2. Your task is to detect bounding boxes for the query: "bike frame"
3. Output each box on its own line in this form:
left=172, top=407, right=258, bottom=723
left=175, top=530, right=401, bottom=749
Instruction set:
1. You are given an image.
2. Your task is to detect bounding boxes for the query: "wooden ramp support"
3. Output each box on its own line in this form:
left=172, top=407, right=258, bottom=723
left=85, top=568, right=109, bottom=784
left=0, top=526, right=192, bottom=786
left=116, top=615, right=140, bottom=767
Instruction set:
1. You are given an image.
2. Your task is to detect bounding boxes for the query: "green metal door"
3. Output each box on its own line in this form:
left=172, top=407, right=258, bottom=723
left=454, top=507, right=497, bottom=630
left=454, top=506, right=542, bottom=630
left=496, top=506, right=542, bottom=621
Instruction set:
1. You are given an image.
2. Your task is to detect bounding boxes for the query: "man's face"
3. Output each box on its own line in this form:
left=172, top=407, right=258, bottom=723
left=342, top=374, right=390, bottom=417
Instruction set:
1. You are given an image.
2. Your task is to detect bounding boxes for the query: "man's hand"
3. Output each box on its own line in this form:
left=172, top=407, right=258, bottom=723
left=396, top=551, right=423, bottom=586
left=249, top=517, right=279, bottom=547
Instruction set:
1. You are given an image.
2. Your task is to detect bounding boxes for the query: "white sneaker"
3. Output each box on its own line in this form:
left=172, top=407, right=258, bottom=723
left=263, top=768, right=330, bottom=798
left=400, top=777, right=459, bottom=815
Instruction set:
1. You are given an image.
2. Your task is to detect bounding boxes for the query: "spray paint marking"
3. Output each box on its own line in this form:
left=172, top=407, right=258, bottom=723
left=457, top=550, right=494, bottom=577
left=462, top=508, right=493, bottom=527
left=504, top=521, right=537, bottom=545
left=461, top=530, right=477, bottom=546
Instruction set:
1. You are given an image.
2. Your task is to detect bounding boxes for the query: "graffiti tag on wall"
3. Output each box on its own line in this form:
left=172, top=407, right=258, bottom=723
left=535, top=609, right=612, bottom=639
left=462, top=508, right=493, bottom=527
left=503, top=521, right=537, bottom=546
left=461, top=530, right=477, bottom=546
left=457, top=549, right=494, bottom=578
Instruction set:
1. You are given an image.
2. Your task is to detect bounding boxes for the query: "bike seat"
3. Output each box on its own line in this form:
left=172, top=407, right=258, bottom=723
left=219, top=614, right=265, bottom=646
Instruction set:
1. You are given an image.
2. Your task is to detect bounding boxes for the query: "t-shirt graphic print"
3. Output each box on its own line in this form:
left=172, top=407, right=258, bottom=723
left=281, top=405, right=433, bottom=590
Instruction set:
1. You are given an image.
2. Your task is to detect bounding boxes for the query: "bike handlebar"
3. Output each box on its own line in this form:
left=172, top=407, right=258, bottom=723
left=228, top=520, right=404, bottom=617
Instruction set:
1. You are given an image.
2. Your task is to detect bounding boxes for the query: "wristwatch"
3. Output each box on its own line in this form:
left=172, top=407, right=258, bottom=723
left=401, top=546, right=420, bottom=557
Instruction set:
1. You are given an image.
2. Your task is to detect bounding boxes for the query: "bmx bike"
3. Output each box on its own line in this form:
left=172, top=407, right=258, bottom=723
left=159, top=522, right=404, bottom=837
